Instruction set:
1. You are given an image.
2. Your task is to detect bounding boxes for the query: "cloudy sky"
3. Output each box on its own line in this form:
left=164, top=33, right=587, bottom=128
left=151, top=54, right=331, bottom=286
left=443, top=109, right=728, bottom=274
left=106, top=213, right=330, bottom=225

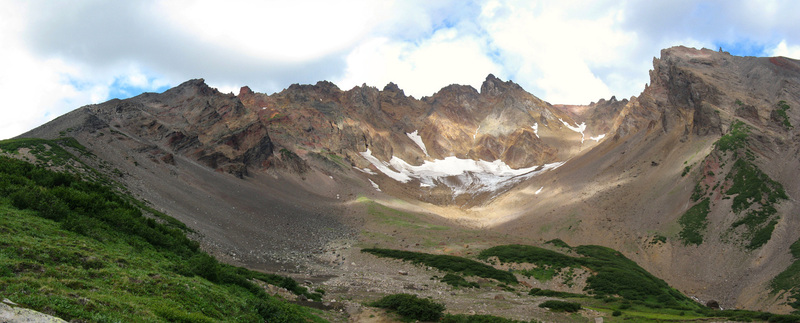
left=1, top=0, right=799, bottom=139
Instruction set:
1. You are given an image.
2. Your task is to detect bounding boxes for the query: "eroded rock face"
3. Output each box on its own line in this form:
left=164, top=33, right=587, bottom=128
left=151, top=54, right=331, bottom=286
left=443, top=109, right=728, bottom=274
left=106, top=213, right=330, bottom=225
left=79, top=79, right=273, bottom=177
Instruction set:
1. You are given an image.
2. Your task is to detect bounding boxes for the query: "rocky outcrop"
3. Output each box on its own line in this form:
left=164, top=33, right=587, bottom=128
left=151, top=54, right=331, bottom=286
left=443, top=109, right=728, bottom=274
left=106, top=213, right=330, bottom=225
left=1, top=299, right=67, bottom=323
left=73, top=79, right=275, bottom=177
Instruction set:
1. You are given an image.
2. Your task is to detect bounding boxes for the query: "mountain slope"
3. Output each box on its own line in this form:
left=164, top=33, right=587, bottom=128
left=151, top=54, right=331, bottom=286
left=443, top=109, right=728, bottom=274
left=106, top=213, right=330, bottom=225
left=18, top=46, right=800, bottom=314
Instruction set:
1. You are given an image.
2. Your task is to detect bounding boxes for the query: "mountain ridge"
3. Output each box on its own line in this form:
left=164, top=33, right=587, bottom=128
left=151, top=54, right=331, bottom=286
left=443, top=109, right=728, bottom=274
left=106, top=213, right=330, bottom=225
left=16, top=45, right=800, bottom=314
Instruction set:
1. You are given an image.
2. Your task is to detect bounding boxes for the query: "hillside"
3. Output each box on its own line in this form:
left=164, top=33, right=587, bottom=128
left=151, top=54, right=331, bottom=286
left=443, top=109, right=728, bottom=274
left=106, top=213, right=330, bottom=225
left=9, top=46, right=800, bottom=320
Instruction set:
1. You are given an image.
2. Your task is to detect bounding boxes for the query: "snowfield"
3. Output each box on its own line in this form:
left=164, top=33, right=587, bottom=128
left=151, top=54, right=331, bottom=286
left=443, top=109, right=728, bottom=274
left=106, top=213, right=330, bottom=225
left=360, top=149, right=563, bottom=197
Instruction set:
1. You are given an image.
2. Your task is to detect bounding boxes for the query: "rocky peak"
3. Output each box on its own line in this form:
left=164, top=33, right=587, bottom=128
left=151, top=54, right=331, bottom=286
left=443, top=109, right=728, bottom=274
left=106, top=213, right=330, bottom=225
left=480, top=74, right=523, bottom=97
left=238, top=86, right=253, bottom=96
left=382, top=82, right=404, bottom=96
left=163, top=78, right=222, bottom=98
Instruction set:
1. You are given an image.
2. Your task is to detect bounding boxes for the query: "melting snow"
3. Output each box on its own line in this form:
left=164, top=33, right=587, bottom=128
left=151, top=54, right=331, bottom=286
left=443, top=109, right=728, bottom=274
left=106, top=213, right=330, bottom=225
left=368, top=179, right=381, bottom=191
left=360, top=149, right=564, bottom=197
left=355, top=166, right=377, bottom=175
left=560, top=118, right=587, bottom=144
left=535, top=186, right=544, bottom=194
left=532, top=123, right=539, bottom=138
left=406, top=130, right=429, bottom=156
left=590, top=134, right=606, bottom=142
left=360, top=149, right=412, bottom=182
left=473, top=125, right=481, bottom=140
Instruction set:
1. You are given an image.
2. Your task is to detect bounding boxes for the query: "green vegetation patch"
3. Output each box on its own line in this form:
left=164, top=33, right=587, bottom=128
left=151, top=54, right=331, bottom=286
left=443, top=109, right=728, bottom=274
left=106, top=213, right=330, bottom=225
left=771, top=237, right=800, bottom=313
left=650, top=235, right=667, bottom=245
left=544, top=239, right=571, bottom=249
left=479, top=244, right=698, bottom=309
left=726, top=159, right=787, bottom=214
left=479, top=245, right=575, bottom=270
left=725, top=158, right=787, bottom=249
left=678, top=198, right=710, bottom=245
left=440, top=273, right=479, bottom=288
left=776, top=100, right=793, bottom=130
left=691, top=120, right=788, bottom=249
left=528, top=288, right=588, bottom=298
left=441, top=314, right=534, bottom=323
left=538, top=300, right=581, bottom=312
left=715, top=120, right=749, bottom=154
left=0, top=137, right=92, bottom=167
left=0, top=155, right=323, bottom=322
left=518, top=265, right=559, bottom=282
left=681, top=164, right=693, bottom=177
left=362, top=248, right=517, bottom=284
left=370, top=293, right=445, bottom=322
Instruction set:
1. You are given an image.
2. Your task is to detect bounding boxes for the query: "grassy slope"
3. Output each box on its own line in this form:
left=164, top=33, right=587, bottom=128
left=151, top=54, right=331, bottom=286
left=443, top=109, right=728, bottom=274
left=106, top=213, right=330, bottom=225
left=0, top=139, right=324, bottom=322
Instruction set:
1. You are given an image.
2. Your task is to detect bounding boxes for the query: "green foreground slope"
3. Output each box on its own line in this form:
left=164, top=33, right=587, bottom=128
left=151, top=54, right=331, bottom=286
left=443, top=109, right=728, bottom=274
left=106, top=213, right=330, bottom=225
left=0, top=139, right=323, bottom=322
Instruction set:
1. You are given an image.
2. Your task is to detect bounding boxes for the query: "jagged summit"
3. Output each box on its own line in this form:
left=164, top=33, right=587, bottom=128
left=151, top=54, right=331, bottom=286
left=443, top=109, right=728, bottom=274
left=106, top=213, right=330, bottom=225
left=480, top=73, right=524, bottom=96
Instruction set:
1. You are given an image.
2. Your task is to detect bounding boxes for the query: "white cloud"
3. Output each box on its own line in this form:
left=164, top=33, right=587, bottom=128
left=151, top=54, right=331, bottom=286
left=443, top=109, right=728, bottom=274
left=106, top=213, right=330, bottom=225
left=479, top=1, right=635, bottom=103
left=2, top=0, right=800, bottom=139
left=157, top=0, right=390, bottom=63
left=336, top=27, right=501, bottom=97
left=768, top=40, right=800, bottom=59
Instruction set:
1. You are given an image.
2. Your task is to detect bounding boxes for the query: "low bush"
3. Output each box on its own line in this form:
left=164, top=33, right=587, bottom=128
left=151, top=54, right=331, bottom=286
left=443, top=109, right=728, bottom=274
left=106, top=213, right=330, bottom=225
left=362, top=248, right=517, bottom=284
left=441, top=273, right=479, bottom=288
left=370, top=294, right=445, bottom=322
left=481, top=244, right=699, bottom=309
left=678, top=198, right=710, bottom=245
left=528, top=288, right=587, bottom=298
left=538, top=300, right=581, bottom=312
left=441, top=314, right=531, bottom=322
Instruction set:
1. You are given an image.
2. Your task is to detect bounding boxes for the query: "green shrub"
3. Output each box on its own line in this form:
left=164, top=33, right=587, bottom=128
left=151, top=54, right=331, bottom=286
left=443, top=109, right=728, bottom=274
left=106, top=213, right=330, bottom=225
left=678, top=198, right=710, bottom=245
left=716, top=121, right=749, bottom=153
left=528, top=288, right=586, bottom=298
left=441, top=314, right=529, bottom=322
left=775, top=101, right=792, bottom=130
left=478, top=245, right=574, bottom=270
left=441, top=273, right=479, bottom=288
left=362, top=248, right=517, bottom=284
left=682, top=165, right=692, bottom=177
left=538, top=300, right=581, bottom=312
left=612, top=310, right=622, bottom=316
left=370, top=294, right=445, bottom=321
left=481, top=244, right=698, bottom=309
left=544, top=239, right=571, bottom=249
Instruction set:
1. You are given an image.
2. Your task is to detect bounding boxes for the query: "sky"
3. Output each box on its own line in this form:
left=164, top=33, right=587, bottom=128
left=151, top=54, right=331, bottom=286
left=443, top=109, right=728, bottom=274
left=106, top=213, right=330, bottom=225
left=1, top=0, right=800, bottom=140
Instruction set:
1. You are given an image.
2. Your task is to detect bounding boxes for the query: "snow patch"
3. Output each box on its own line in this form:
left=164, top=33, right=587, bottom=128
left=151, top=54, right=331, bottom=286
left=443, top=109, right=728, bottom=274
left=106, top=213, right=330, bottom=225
left=535, top=186, right=543, bottom=194
left=473, top=125, right=481, bottom=140
left=359, top=149, right=412, bottom=182
left=368, top=179, right=381, bottom=191
left=354, top=166, right=377, bottom=175
left=406, top=130, right=429, bottom=156
left=532, top=123, right=539, bottom=138
left=560, top=118, right=587, bottom=143
left=590, top=134, right=606, bottom=142
left=360, top=149, right=564, bottom=197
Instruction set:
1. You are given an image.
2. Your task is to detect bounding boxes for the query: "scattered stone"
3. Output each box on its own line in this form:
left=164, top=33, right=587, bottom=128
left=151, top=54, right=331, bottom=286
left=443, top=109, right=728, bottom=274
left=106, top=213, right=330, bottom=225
left=398, top=270, right=408, bottom=275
